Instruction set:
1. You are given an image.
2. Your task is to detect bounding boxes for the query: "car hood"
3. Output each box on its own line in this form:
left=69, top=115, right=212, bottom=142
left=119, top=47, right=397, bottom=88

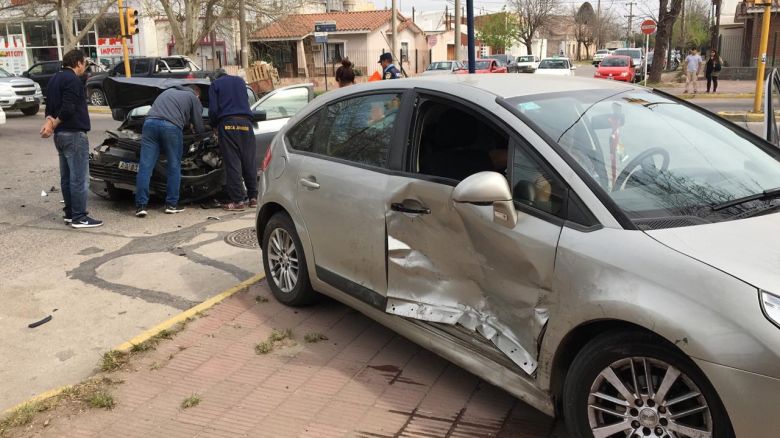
left=597, top=67, right=631, bottom=74
left=646, top=213, right=780, bottom=292
left=0, top=76, right=36, bottom=86
left=104, top=77, right=210, bottom=119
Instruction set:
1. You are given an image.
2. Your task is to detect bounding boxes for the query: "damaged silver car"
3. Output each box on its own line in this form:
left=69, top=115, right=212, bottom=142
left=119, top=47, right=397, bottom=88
left=255, top=75, right=780, bottom=437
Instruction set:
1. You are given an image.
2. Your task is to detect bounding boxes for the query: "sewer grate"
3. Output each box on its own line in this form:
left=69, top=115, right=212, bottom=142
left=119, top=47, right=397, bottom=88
left=224, top=227, right=259, bottom=249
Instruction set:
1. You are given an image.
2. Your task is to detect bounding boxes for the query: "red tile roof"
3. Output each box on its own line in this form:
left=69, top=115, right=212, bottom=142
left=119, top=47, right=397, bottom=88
left=251, top=10, right=419, bottom=40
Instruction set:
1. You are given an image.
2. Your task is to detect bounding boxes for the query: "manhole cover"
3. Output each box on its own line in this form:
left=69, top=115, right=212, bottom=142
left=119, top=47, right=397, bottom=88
left=224, top=227, right=259, bottom=249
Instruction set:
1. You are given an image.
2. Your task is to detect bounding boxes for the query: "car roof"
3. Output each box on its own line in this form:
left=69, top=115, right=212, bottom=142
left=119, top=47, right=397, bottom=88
left=602, top=55, right=631, bottom=60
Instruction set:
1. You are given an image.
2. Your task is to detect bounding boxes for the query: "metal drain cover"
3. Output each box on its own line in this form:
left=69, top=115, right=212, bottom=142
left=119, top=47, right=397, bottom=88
left=224, top=227, right=259, bottom=249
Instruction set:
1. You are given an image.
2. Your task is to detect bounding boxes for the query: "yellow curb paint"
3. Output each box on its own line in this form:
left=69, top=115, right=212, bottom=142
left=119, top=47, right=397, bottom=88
left=676, top=93, right=755, bottom=100
left=2, top=273, right=265, bottom=416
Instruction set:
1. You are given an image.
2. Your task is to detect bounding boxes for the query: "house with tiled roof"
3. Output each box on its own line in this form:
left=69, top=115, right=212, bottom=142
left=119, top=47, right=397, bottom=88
left=249, top=10, right=428, bottom=78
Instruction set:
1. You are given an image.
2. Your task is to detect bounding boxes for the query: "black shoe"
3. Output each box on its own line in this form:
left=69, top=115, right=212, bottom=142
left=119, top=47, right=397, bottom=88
left=71, top=216, right=103, bottom=229
left=135, top=206, right=147, bottom=217
left=165, top=204, right=184, bottom=214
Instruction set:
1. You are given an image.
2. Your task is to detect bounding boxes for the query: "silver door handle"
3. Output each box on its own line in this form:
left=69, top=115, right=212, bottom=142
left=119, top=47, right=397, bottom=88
left=299, top=178, right=320, bottom=189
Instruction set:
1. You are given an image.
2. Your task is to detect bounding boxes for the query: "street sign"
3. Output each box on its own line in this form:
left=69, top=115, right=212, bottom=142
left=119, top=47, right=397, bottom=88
left=314, top=21, right=336, bottom=33
left=641, top=19, right=657, bottom=35
left=314, top=32, right=328, bottom=44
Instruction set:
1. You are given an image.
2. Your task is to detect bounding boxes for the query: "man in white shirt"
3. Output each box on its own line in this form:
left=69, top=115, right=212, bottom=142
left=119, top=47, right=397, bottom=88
left=684, top=48, right=702, bottom=94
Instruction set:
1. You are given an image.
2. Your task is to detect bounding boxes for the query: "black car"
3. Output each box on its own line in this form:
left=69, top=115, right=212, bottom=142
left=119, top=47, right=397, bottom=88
left=23, top=60, right=104, bottom=95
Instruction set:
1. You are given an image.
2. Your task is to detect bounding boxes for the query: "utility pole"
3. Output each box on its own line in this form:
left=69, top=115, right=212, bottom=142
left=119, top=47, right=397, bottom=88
left=455, top=0, right=462, bottom=60
left=391, top=0, right=398, bottom=65
left=596, top=0, right=602, bottom=49
left=239, top=0, right=248, bottom=69
left=467, top=0, right=475, bottom=72
left=625, top=2, right=636, bottom=47
left=754, top=0, right=772, bottom=113
left=681, top=0, right=686, bottom=48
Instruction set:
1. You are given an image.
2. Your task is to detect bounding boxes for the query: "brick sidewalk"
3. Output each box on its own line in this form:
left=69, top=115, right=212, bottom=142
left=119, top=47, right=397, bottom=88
left=656, top=78, right=756, bottom=96
left=25, top=282, right=564, bottom=438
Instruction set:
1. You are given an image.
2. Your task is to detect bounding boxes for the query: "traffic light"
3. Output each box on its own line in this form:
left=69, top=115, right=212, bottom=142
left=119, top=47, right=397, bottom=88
left=125, top=8, right=139, bottom=37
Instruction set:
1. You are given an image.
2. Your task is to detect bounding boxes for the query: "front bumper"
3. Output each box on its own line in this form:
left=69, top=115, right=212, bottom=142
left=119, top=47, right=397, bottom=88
left=695, top=358, right=780, bottom=437
left=0, top=95, right=42, bottom=110
left=517, top=66, right=536, bottom=73
left=593, top=75, right=632, bottom=82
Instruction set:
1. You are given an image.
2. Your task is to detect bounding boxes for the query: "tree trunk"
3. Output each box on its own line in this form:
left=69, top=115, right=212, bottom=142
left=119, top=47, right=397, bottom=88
left=524, top=39, right=534, bottom=55
left=710, top=0, right=721, bottom=52
left=649, top=0, right=683, bottom=83
left=59, top=2, right=76, bottom=53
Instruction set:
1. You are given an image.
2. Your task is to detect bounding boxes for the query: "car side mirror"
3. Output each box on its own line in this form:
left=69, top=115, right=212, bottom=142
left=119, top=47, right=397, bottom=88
left=252, top=108, right=267, bottom=122
left=22, top=71, right=29, bottom=77
left=452, top=171, right=517, bottom=229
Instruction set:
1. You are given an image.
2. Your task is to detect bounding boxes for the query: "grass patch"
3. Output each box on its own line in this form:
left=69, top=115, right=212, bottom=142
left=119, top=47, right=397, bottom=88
left=181, top=394, right=201, bottom=409
left=304, top=332, right=328, bottom=343
left=127, top=319, right=192, bottom=354
left=255, top=341, right=273, bottom=354
left=0, top=400, right=53, bottom=433
left=255, top=295, right=269, bottom=303
left=255, top=328, right=295, bottom=355
left=100, top=350, right=129, bottom=372
left=270, top=328, right=293, bottom=342
left=87, top=391, right=115, bottom=410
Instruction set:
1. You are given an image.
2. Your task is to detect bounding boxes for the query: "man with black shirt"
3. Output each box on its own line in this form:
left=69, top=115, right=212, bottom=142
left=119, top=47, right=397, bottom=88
left=40, top=49, right=102, bottom=228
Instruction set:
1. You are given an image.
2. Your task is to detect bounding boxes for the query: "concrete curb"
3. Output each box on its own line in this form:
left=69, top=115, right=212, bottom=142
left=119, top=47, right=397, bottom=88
left=717, top=111, right=771, bottom=123
left=669, top=92, right=755, bottom=100
left=1, top=273, right=265, bottom=416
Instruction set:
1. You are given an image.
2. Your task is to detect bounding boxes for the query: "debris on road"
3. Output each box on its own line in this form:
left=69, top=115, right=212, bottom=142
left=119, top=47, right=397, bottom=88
left=50, top=186, right=58, bottom=192
left=207, top=216, right=221, bottom=221
left=41, top=190, right=48, bottom=197
left=28, top=315, right=52, bottom=328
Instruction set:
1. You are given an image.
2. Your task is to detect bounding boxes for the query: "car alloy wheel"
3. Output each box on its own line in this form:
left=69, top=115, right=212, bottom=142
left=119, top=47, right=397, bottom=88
left=267, top=228, right=298, bottom=293
left=90, top=89, right=106, bottom=106
left=588, top=357, right=713, bottom=437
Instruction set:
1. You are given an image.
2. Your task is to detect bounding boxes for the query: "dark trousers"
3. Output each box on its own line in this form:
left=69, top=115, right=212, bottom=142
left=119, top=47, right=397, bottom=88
left=218, top=117, right=257, bottom=203
left=706, top=74, right=718, bottom=92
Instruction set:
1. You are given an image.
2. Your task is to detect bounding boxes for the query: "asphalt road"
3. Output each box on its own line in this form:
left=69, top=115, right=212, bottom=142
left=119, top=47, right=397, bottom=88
left=0, top=110, right=261, bottom=411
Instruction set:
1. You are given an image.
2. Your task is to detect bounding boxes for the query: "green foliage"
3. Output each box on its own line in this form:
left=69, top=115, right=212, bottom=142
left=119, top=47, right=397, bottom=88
left=476, top=11, right=520, bottom=52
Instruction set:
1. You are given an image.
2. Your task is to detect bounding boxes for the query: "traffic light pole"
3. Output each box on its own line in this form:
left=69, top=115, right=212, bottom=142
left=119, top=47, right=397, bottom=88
left=753, top=3, right=772, bottom=114
left=117, top=0, right=131, bottom=78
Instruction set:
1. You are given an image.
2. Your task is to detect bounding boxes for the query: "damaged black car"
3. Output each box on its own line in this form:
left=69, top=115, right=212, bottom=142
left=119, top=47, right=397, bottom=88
left=89, top=77, right=314, bottom=202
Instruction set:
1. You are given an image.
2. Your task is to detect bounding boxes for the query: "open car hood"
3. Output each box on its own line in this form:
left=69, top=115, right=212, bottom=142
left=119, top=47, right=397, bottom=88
left=104, top=77, right=210, bottom=121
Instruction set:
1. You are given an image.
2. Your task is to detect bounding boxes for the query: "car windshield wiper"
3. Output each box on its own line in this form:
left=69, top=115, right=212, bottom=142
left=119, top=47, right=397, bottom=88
left=711, top=187, right=780, bottom=211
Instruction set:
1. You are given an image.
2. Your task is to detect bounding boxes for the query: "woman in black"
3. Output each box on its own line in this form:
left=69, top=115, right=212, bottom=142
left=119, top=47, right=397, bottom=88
left=705, top=50, right=722, bottom=93
left=335, top=58, right=356, bottom=88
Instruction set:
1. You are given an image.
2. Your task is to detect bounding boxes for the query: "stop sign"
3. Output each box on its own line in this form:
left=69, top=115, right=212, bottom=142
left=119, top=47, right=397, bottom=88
left=641, top=19, right=657, bottom=35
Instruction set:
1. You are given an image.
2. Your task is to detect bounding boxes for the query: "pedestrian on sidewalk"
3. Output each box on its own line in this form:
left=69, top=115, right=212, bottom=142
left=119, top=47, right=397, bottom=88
left=209, top=70, right=257, bottom=211
left=684, top=48, right=702, bottom=94
left=134, top=84, right=205, bottom=217
left=336, top=58, right=356, bottom=87
left=706, top=50, right=723, bottom=93
left=39, top=49, right=103, bottom=229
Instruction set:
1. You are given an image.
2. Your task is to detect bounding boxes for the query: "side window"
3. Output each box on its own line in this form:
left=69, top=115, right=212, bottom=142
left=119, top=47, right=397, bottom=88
left=286, top=110, right=320, bottom=152
left=133, top=59, right=150, bottom=75
left=258, top=87, right=309, bottom=120
left=415, top=100, right=509, bottom=181
left=43, top=62, right=60, bottom=74
left=511, top=143, right=567, bottom=217
left=29, top=64, right=44, bottom=75
left=318, top=93, right=400, bottom=168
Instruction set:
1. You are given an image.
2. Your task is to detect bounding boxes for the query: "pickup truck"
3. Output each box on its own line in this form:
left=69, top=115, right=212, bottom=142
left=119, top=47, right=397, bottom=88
left=85, top=56, right=211, bottom=106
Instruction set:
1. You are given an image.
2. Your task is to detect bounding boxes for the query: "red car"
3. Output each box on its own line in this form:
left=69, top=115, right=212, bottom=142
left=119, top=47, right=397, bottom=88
left=593, top=55, right=636, bottom=82
left=455, top=59, right=508, bottom=74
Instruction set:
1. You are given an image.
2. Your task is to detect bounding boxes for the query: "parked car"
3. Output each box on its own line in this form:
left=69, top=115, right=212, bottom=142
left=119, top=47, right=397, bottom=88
left=613, top=48, right=645, bottom=82
left=23, top=59, right=104, bottom=96
left=422, top=61, right=464, bottom=76
left=89, top=77, right=313, bottom=202
left=486, top=54, right=519, bottom=73
left=516, top=55, right=541, bottom=73
left=456, top=59, right=508, bottom=74
left=0, top=105, right=5, bottom=125
left=534, top=57, right=575, bottom=76
left=592, top=49, right=612, bottom=66
left=0, top=67, right=43, bottom=115
left=256, top=74, right=780, bottom=438
left=593, top=55, right=636, bottom=82
left=85, top=56, right=209, bottom=106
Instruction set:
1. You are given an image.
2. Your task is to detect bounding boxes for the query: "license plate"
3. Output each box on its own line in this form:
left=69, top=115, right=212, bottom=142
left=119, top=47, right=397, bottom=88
left=24, top=96, right=34, bottom=102
left=118, top=161, right=139, bottom=173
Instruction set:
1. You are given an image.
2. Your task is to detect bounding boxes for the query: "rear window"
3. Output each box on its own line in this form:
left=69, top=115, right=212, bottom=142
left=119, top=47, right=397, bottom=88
left=614, top=49, right=641, bottom=59
left=518, top=56, right=536, bottom=62
left=600, top=57, right=629, bottom=67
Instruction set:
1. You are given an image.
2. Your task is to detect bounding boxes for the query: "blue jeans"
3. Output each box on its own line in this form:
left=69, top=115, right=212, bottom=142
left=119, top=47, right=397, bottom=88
left=54, top=130, right=90, bottom=222
left=135, top=118, right=183, bottom=206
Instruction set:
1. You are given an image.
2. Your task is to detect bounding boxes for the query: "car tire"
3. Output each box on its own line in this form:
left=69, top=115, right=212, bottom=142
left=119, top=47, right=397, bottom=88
left=21, top=104, right=39, bottom=116
left=563, top=331, right=734, bottom=438
left=261, top=212, right=317, bottom=307
left=89, top=88, right=106, bottom=106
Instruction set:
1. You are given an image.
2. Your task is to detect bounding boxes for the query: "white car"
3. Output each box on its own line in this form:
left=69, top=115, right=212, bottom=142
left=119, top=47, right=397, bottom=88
left=0, top=106, right=5, bottom=125
left=592, top=49, right=611, bottom=66
left=534, top=57, right=575, bottom=76
left=516, top=55, right=540, bottom=73
left=422, top=61, right=464, bottom=76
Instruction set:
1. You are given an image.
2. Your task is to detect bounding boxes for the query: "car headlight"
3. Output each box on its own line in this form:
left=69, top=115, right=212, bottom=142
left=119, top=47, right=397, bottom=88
left=761, top=290, right=780, bottom=328
left=34, top=83, right=42, bottom=93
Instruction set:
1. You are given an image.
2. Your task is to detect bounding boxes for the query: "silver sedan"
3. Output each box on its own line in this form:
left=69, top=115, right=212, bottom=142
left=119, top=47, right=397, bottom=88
left=256, top=75, right=780, bottom=437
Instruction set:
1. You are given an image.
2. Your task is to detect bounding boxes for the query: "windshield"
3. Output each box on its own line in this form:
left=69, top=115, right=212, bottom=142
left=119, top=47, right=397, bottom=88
left=0, top=68, right=12, bottom=78
left=428, top=61, right=453, bottom=71
left=487, top=55, right=507, bottom=65
left=596, top=50, right=610, bottom=55
left=600, top=57, right=629, bottom=67
left=475, top=61, right=491, bottom=70
left=518, top=56, right=535, bottom=62
left=507, top=89, right=780, bottom=227
left=614, top=49, right=641, bottom=60
left=538, top=59, right=568, bottom=69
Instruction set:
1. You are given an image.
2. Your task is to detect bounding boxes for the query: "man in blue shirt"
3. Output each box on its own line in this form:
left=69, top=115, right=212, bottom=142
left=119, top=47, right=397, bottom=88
left=379, top=53, right=400, bottom=80
left=209, top=71, right=255, bottom=211
left=40, top=49, right=102, bottom=228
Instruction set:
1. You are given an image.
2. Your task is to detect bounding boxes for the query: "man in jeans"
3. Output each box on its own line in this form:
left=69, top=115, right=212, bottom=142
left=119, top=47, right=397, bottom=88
left=40, top=49, right=102, bottom=228
left=684, top=48, right=702, bottom=94
left=135, top=84, right=204, bottom=217
left=209, top=71, right=255, bottom=211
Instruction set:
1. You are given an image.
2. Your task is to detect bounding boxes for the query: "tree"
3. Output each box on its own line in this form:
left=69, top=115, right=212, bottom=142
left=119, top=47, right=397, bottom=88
left=1, top=0, right=115, bottom=53
left=648, top=0, right=683, bottom=83
left=510, top=0, right=559, bottom=56
left=672, top=0, right=709, bottom=49
left=573, top=2, right=596, bottom=60
left=476, top=10, right=520, bottom=53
